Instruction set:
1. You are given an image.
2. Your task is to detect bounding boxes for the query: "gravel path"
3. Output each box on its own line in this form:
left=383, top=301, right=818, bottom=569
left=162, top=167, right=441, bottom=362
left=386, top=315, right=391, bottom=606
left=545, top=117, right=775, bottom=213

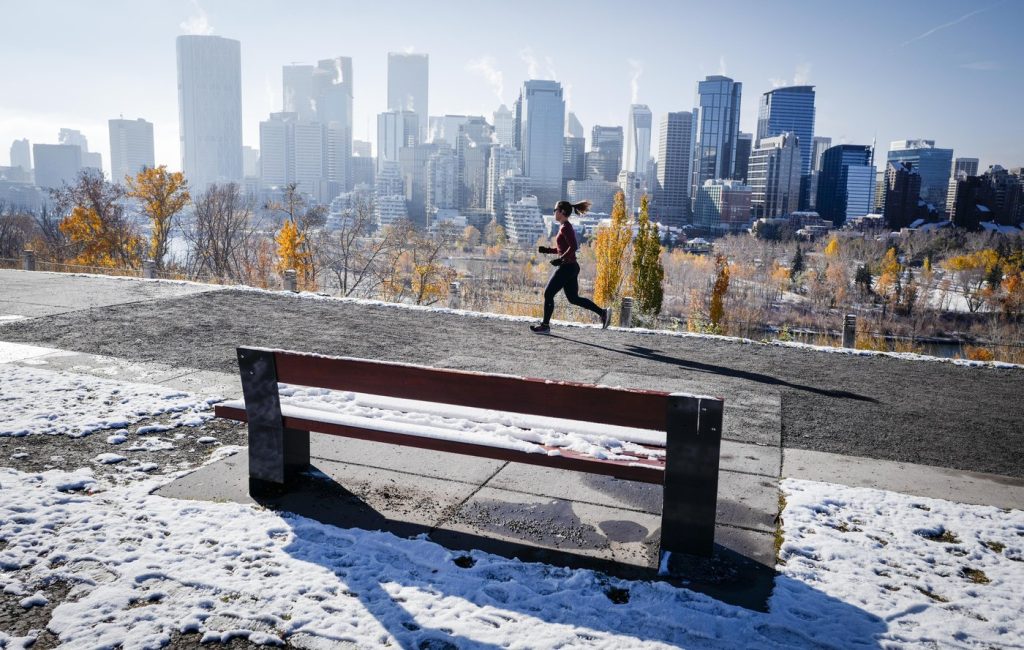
left=2, top=288, right=1022, bottom=478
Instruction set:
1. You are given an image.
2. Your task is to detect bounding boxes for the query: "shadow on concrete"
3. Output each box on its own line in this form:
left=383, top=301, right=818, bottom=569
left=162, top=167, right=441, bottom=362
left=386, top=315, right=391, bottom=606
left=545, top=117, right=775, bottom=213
left=263, top=469, right=886, bottom=648
left=256, top=469, right=775, bottom=605
left=549, top=334, right=878, bottom=403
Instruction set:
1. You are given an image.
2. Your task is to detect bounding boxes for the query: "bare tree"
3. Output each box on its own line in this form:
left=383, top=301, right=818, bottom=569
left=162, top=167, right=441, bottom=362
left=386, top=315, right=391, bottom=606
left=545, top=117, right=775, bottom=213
left=183, top=183, right=259, bottom=282
left=0, top=202, right=39, bottom=260
left=321, top=195, right=396, bottom=297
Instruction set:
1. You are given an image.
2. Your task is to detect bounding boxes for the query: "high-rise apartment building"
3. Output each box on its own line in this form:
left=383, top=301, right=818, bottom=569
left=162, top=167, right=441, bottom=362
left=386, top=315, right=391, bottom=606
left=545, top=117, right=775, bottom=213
left=108, top=118, right=155, bottom=182
left=747, top=133, right=802, bottom=218
left=387, top=53, right=429, bottom=143
left=655, top=111, right=693, bottom=227
left=886, top=140, right=954, bottom=210
left=176, top=35, right=242, bottom=188
left=756, top=86, right=815, bottom=207
left=10, top=139, right=31, bottom=170
left=623, top=104, right=652, bottom=178
left=692, top=76, right=742, bottom=203
left=515, top=80, right=565, bottom=208
left=586, top=125, right=623, bottom=182
left=817, top=144, right=876, bottom=226
left=734, top=132, right=753, bottom=183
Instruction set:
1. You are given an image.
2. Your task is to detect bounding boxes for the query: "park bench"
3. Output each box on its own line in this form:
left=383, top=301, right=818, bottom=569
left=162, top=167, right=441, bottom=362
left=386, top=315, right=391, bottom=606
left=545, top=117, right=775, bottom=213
left=214, top=346, right=724, bottom=560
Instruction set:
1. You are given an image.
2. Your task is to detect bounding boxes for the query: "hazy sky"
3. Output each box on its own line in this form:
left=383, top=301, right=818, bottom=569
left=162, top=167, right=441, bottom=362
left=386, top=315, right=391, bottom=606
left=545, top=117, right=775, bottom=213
left=3, top=0, right=1021, bottom=176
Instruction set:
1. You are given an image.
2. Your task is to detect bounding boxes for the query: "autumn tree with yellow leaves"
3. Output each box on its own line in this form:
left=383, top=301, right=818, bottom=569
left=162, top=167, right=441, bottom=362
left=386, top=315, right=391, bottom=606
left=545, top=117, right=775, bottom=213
left=630, top=195, right=664, bottom=318
left=593, top=190, right=632, bottom=307
left=125, top=166, right=189, bottom=269
left=275, top=218, right=315, bottom=290
left=54, top=169, right=144, bottom=269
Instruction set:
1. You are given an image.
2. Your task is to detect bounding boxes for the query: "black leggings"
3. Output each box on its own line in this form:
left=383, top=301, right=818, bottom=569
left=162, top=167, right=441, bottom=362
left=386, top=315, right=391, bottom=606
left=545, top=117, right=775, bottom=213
left=543, top=262, right=603, bottom=324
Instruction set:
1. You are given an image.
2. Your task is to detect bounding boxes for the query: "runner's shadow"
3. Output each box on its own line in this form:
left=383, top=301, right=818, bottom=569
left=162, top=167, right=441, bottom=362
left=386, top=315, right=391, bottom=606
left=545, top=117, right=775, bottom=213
left=548, top=334, right=877, bottom=402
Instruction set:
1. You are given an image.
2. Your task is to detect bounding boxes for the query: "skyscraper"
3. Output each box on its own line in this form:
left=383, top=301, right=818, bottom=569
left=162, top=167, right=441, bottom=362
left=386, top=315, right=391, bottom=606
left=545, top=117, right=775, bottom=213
left=32, top=144, right=81, bottom=189
left=756, top=86, right=815, bottom=207
left=886, top=140, right=954, bottom=210
left=456, top=117, right=493, bottom=213
left=493, top=105, right=515, bottom=148
left=313, top=57, right=354, bottom=194
left=566, top=112, right=585, bottom=140
left=747, top=133, right=802, bottom=218
left=563, top=136, right=585, bottom=190
left=486, top=145, right=520, bottom=222
left=585, top=126, right=623, bottom=183
left=176, top=35, right=243, bottom=188
left=807, top=135, right=832, bottom=209
left=108, top=118, right=155, bottom=183
left=734, top=132, right=753, bottom=183
left=376, top=110, right=419, bottom=172
left=692, top=76, right=742, bottom=203
left=516, top=80, right=565, bottom=208
left=258, top=112, right=327, bottom=196
left=10, top=139, right=31, bottom=170
left=883, top=161, right=922, bottom=229
left=952, top=157, right=979, bottom=177
left=282, top=64, right=317, bottom=121
left=387, top=53, right=429, bottom=143
left=655, top=111, right=693, bottom=227
left=817, top=144, right=876, bottom=226
left=58, top=129, right=102, bottom=172
left=623, top=104, right=652, bottom=177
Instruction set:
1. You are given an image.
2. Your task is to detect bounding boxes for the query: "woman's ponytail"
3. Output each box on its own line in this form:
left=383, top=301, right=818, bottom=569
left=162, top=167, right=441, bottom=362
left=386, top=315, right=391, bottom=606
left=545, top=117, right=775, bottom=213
left=571, top=200, right=591, bottom=216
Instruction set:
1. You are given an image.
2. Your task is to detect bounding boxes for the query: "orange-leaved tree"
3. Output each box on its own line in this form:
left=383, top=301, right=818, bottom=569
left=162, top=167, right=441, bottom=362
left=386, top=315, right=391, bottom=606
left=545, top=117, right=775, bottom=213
left=593, top=190, right=632, bottom=307
left=275, top=218, right=314, bottom=290
left=55, top=169, right=143, bottom=269
left=125, top=166, right=190, bottom=270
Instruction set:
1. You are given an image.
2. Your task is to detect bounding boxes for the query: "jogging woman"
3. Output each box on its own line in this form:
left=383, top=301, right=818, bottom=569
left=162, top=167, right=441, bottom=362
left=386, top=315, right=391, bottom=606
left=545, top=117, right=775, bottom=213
left=531, top=199, right=610, bottom=333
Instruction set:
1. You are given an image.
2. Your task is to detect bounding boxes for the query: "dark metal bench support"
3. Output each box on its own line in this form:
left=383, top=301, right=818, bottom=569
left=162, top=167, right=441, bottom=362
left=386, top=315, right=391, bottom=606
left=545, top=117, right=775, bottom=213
left=238, top=348, right=311, bottom=496
left=660, top=395, right=723, bottom=558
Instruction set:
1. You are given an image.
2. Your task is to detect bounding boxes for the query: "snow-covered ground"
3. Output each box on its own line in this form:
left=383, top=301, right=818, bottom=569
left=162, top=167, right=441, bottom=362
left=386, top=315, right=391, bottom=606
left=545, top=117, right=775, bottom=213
left=1, top=360, right=1023, bottom=648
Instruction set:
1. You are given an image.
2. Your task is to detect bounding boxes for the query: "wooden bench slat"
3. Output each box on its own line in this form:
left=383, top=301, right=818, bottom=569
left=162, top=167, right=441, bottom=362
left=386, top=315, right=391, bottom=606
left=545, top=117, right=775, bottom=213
left=271, top=350, right=672, bottom=431
left=215, top=403, right=666, bottom=485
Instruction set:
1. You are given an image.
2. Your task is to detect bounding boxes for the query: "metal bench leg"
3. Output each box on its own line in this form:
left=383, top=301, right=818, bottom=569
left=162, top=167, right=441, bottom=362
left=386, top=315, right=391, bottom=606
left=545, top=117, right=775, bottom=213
left=660, top=395, right=723, bottom=563
left=238, top=347, right=292, bottom=497
left=284, top=427, right=311, bottom=478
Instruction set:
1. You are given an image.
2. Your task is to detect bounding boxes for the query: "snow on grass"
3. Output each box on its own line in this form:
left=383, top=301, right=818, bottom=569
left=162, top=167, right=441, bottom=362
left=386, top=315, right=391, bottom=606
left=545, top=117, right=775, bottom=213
left=0, top=364, right=217, bottom=438
left=1, top=466, right=1021, bottom=648
left=778, top=478, right=1024, bottom=647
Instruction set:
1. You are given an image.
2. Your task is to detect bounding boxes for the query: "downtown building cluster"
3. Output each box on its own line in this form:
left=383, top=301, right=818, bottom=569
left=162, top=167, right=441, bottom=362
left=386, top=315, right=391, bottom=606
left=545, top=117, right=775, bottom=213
left=4, top=34, right=1023, bottom=240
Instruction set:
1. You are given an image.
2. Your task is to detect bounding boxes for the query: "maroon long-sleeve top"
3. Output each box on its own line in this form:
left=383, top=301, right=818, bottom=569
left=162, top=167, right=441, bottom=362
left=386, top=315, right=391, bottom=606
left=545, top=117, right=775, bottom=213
left=555, top=221, right=578, bottom=265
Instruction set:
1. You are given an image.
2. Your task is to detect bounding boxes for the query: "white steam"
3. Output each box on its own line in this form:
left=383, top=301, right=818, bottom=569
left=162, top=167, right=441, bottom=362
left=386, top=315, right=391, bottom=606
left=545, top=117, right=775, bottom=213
left=520, top=48, right=540, bottom=79
left=180, top=1, right=214, bottom=35
left=466, top=57, right=505, bottom=103
left=628, top=59, right=643, bottom=104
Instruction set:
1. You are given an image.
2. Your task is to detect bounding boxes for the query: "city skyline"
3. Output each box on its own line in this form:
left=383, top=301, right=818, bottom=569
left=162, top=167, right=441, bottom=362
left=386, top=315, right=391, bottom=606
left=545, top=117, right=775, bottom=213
left=2, top=0, right=1022, bottom=179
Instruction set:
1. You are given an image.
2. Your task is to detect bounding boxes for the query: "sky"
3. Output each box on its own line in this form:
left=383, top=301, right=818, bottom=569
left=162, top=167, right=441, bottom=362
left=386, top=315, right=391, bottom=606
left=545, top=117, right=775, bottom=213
left=2, top=0, right=1022, bottom=176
